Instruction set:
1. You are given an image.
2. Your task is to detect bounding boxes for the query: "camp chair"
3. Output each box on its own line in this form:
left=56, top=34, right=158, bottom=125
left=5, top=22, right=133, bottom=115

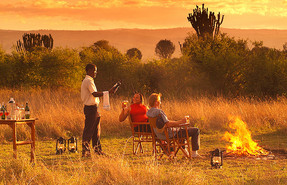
left=148, top=116, right=192, bottom=160
left=129, top=116, right=153, bottom=155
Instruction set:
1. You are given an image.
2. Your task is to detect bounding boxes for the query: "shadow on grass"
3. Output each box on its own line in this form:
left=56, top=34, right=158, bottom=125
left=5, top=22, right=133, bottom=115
left=247, top=177, right=287, bottom=184
left=254, top=129, right=287, bottom=150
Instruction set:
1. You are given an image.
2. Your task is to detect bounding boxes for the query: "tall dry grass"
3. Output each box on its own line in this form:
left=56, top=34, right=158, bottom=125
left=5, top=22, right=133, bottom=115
left=163, top=96, right=287, bottom=133
left=1, top=151, right=286, bottom=185
left=1, top=88, right=287, bottom=142
left=1, top=88, right=287, bottom=184
left=0, top=151, right=208, bottom=185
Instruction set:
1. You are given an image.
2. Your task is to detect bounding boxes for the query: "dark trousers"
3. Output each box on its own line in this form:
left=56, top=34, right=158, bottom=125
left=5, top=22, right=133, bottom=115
left=177, top=127, right=200, bottom=151
left=82, top=105, right=101, bottom=153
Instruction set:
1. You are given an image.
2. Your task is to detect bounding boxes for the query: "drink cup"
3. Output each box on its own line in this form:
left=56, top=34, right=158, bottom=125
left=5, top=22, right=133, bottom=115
left=185, top=115, right=190, bottom=124
left=5, top=112, right=9, bottom=120
left=122, top=100, right=128, bottom=108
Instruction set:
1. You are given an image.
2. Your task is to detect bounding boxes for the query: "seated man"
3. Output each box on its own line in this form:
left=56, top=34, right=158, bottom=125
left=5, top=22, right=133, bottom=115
left=146, top=93, right=201, bottom=158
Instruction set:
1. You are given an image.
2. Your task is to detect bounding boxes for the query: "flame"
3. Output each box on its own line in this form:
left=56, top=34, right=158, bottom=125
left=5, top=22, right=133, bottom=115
left=223, top=116, right=268, bottom=156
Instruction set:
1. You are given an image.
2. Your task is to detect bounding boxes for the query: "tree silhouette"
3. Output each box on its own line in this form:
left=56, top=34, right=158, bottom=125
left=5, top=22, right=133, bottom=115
left=93, top=40, right=112, bottom=51
left=155, top=39, right=175, bottom=59
left=126, top=48, right=142, bottom=60
left=16, top=33, right=53, bottom=52
left=283, top=42, right=287, bottom=53
left=187, top=4, right=224, bottom=38
left=91, top=40, right=121, bottom=54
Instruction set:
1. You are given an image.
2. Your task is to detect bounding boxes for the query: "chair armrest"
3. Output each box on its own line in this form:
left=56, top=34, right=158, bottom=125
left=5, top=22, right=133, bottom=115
left=130, top=122, right=150, bottom=125
left=166, top=123, right=190, bottom=128
left=178, top=123, right=191, bottom=127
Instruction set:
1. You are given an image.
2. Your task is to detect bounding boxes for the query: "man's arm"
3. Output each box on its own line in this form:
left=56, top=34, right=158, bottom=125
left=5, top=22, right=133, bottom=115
left=91, top=82, right=120, bottom=97
left=91, top=87, right=116, bottom=97
left=119, top=107, right=130, bottom=122
left=165, top=119, right=186, bottom=127
left=158, top=110, right=185, bottom=128
left=92, top=81, right=120, bottom=97
left=92, top=92, right=104, bottom=97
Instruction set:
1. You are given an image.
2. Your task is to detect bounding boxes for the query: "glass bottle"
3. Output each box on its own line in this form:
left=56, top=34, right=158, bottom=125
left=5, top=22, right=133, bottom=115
left=4, top=105, right=8, bottom=120
left=25, top=102, right=30, bottom=119
left=0, top=103, right=4, bottom=120
left=8, top=98, right=16, bottom=120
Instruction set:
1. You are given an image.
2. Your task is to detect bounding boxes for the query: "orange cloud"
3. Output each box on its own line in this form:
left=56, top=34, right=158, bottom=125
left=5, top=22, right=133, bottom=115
left=0, top=0, right=286, bottom=30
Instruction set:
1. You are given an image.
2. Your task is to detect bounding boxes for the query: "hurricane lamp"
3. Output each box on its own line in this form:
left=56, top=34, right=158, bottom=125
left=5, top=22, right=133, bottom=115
left=211, top=148, right=224, bottom=168
left=56, top=137, right=66, bottom=155
left=68, top=136, right=78, bottom=153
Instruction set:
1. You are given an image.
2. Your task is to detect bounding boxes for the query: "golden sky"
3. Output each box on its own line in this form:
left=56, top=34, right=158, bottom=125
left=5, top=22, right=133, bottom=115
left=0, top=0, right=286, bottom=30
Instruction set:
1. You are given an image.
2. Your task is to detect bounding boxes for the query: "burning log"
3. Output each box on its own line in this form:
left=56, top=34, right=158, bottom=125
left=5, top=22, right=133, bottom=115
left=222, top=116, right=270, bottom=157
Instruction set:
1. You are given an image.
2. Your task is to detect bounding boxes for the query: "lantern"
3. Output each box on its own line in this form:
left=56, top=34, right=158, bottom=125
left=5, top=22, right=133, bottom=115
left=211, top=148, right=224, bottom=168
left=68, top=136, right=78, bottom=153
left=56, top=137, right=66, bottom=155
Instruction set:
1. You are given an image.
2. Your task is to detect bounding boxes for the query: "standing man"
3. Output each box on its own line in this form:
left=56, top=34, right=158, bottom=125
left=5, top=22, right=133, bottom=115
left=81, top=63, right=119, bottom=157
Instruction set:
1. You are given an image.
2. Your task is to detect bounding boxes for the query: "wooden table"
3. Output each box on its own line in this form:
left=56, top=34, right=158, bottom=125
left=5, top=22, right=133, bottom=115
left=0, top=119, right=37, bottom=162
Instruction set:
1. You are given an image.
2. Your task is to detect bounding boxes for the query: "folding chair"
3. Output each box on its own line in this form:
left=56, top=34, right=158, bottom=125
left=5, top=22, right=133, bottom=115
left=149, top=116, right=192, bottom=160
left=129, top=116, right=153, bottom=155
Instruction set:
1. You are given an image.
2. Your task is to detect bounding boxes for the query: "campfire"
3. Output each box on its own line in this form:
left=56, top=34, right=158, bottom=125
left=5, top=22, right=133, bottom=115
left=223, top=116, right=269, bottom=157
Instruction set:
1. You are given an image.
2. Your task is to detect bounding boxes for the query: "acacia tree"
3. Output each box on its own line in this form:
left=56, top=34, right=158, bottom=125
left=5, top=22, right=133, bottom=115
left=16, top=33, right=53, bottom=52
left=155, top=39, right=175, bottom=59
left=93, top=40, right=113, bottom=51
left=91, top=40, right=122, bottom=55
left=283, top=42, right=287, bottom=53
left=187, top=4, right=224, bottom=38
left=126, top=48, right=142, bottom=60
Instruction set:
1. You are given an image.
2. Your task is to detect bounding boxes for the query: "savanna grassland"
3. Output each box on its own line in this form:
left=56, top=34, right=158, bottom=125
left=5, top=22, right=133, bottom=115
left=0, top=88, right=287, bottom=185
left=1, top=28, right=287, bottom=184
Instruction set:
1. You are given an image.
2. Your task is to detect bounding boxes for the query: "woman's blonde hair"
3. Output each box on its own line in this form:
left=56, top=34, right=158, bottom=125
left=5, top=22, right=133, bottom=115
left=148, top=93, right=161, bottom=107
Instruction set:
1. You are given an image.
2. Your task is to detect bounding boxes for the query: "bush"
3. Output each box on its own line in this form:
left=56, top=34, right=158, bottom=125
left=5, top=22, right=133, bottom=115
left=181, top=33, right=250, bottom=96
left=243, top=44, right=287, bottom=97
left=0, top=47, right=83, bottom=89
left=80, top=46, right=142, bottom=94
left=1, top=33, right=287, bottom=98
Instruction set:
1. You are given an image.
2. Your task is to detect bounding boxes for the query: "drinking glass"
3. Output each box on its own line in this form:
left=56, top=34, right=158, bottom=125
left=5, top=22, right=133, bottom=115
left=5, top=111, right=9, bottom=120
left=185, top=115, right=190, bottom=124
left=122, top=100, right=128, bottom=108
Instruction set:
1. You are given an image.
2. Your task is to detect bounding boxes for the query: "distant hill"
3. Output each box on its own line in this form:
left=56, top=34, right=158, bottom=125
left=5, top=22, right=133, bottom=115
left=0, top=28, right=286, bottom=60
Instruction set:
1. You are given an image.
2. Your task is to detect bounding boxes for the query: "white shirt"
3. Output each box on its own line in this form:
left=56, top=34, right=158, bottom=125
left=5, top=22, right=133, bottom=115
left=81, top=75, right=100, bottom=106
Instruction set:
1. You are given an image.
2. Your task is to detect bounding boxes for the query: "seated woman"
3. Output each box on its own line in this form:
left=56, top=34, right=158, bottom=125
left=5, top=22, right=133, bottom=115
left=119, top=92, right=151, bottom=132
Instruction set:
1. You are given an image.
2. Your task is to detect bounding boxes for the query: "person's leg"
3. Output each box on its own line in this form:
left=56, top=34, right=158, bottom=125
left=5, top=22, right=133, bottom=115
left=177, top=127, right=200, bottom=151
left=92, top=114, right=102, bottom=153
left=187, top=127, right=200, bottom=151
left=82, top=106, right=97, bottom=156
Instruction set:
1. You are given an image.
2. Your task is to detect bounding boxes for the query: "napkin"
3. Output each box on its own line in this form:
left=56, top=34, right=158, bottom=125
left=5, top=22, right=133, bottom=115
left=103, top=91, right=110, bottom=110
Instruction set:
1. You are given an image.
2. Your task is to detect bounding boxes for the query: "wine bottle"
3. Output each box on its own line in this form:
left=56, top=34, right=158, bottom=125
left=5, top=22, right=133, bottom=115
left=0, top=103, right=4, bottom=120
left=8, top=98, right=16, bottom=120
left=113, top=80, right=121, bottom=93
left=25, top=102, right=30, bottom=119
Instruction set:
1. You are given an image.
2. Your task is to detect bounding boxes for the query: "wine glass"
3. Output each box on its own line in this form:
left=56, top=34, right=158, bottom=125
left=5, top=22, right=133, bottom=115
left=185, top=115, right=190, bottom=124
left=5, top=111, right=9, bottom=120
left=122, top=100, right=128, bottom=108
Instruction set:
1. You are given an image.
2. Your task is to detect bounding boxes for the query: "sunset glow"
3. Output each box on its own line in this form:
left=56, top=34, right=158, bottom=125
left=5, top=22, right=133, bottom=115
left=0, top=0, right=286, bottom=30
